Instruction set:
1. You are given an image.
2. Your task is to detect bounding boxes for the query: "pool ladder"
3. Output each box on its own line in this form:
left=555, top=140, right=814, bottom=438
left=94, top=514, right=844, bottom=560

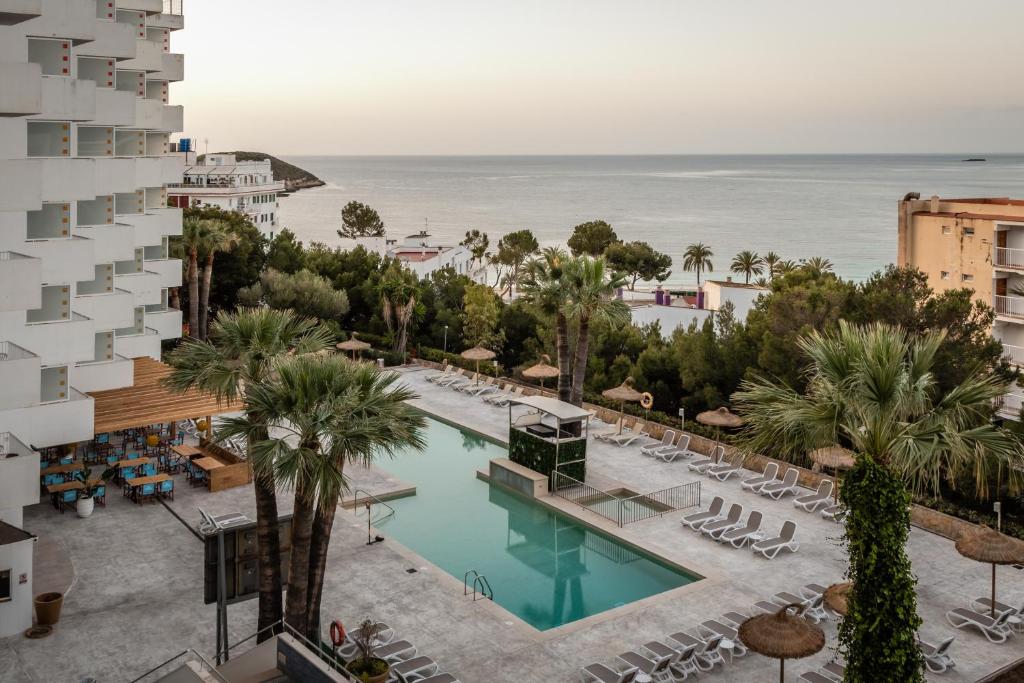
left=463, top=569, right=494, bottom=602
left=350, top=488, right=396, bottom=526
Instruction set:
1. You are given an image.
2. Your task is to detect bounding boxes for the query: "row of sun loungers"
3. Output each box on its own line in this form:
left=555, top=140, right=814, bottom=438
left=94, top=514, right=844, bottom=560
left=334, top=621, right=459, bottom=683
left=681, top=495, right=800, bottom=559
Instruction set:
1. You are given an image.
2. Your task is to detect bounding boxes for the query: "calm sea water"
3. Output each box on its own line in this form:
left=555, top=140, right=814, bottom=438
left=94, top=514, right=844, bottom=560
left=277, top=155, right=1024, bottom=285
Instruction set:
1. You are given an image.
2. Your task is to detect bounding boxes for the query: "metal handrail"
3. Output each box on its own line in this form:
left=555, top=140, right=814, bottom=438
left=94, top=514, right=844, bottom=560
left=351, top=488, right=396, bottom=525
left=552, top=470, right=700, bottom=526
left=128, top=648, right=228, bottom=683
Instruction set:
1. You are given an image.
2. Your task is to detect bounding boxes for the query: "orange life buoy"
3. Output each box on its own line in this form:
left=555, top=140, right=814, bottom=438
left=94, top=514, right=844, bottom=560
left=330, top=620, right=346, bottom=647
left=639, top=392, right=654, bottom=410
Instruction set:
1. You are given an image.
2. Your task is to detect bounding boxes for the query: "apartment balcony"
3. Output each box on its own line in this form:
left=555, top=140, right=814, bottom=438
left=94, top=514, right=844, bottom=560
left=91, top=157, right=137, bottom=195
left=161, top=104, right=183, bottom=133
left=114, top=326, right=160, bottom=360
left=145, top=305, right=181, bottom=339
left=152, top=52, right=183, bottom=82
left=161, top=153, right=184, bottom=183
left=0, top=62, right=42, bottom=115
left=168, top=179, right=286, bottom=194
left=73, top=289, right=134, bottom=329
left=39, top=158, right=96, bottom=201
left=0, top=432, right=40, bottom=527
left=0, top=0, right=42, bottom=25
left=119, top=0, right=162, bottom=13
left=19, top=0, right=95, bottom=43
left=145, top=258, right=182, bottom=288
left=149, top=0, right=184, bottom=29
left=0, top=252, right=42, bottom=312
left=0, top=387, right=94, bottom=449
left=1002, top=343, right=1024, bottom=368
left=115, top=270, right=162, bottom=306
left=149, top=206, right=182, bottom=238
left=74, top=353, right=133, bottom=392
left=993, top=247, right=1024, bottom=273
left=32, top=75, right=95, bottom=121
left=134, top=96, right=163, bottom=129
left=17, top=312, right=95, bottom=365
left=998, top=392, right=1024, bottom=420
left=20, top=235, right=96, bottom=283
left=119, top=211, right=161, bottom=245
left=0, top=160, right=43, bottom=212
left=994, top=295, right=1024, bottom=323
left=75, top=223, right=135, bottom=262
left=76, top=17, right=136, bottom=59
left=0, top=342, right=41, bottom=411
left=93, top=87, right=136, bottom=127
left=120, top=38, right=163, bottom=72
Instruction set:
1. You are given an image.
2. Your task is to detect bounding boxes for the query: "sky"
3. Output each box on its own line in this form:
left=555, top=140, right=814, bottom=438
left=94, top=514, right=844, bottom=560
left=173, top=0, right=1024, bottom=156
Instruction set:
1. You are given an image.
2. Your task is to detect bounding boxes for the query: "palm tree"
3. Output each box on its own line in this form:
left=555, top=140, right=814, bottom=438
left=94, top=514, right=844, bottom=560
left=763, top=251, right=781, bottom=281
left=197, top=221, right=237, bottom=341
left=732, top=322, right=1020, bottom=680
left=800, top=256, right=834, bottom=277
left=564, top=256, right=629, bottom=406
left=520, top=247, right=572, bottom=403
left=379, top=263, right=419, bottom=355
left=730, top=250, right=764, bottom=284
left=180, top=216, right=214, bottom=338
left=682, top=242, right=714, bottom=288
left=773, top=259, right=798, bottom=277
left=219, top=355, right=425, bottom=642
left=164, top=308, right=334, bottom=642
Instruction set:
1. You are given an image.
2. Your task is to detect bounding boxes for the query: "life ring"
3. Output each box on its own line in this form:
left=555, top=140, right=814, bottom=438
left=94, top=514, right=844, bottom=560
left=329, top=620, right=346, bottom=647
left=639, top=392, right=654, bottom=410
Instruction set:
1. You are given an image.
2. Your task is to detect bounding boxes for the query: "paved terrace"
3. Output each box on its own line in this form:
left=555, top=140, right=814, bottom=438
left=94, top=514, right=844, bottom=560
left=1, top=367, right=1020, bottom=682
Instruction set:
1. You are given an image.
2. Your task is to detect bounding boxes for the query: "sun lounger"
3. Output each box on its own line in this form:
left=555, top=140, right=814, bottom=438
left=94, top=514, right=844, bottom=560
left=446, top=372, right=477, bottom=389
left=772, top=592, right=827, bottom=623
left=424, top=363, right=450, bottom=382
left=741, top=462, right=780, bottom=493
left=945, top=607, right=1015, bottom=643
left=464, top=378, right=501, bottom=397
left=456, top=375, right=492, bottom=393
left=794, top=480, right=833, bottom=512
left=417, top=675, right=459, bottom=683
left=641, top=430, right=677, bottom=457
left=435, top=369, right=466, bottom=387
left=800, top=583, right=829, bottom=600
left=919, top=635, right=956, bottom=673
left=616, top=650, right=674, bottom=680
left=971, top=597, right=1022, bottom=618
left=821, top=661, right=845, bottom=680
left=373, top=639, right=417, bottom=663
left=700, top=504, right=743, bottom=540
left=639, top=640, right=684, bottom=666
left=656, top=434, right=699, bottom=463
left=579, top=662, right=638, bottom=683
left=687, top=445, right=725, bottom=474
left=753, top=600, right=781, bottom=614
left=483, top=383, right=513, bottom=403
left=489, top=385, right=524, bottom=407
left=720, top=611, right=750, bottom=628
left=593, top=418, right=627, bottom=442
left=759, top=468, right=800, bottom=500
left=607, top=421, right=650, bottom=447
left=390, top=656, right=439, bottom=681
left=820, top=503, right=847, bottom=522
left=335, top=621, right=396, bottom=660
left=667, top=632, right=723, bottom=673
left=799, top=672, right=834, bottom=683
left=751, top=520, right=799, bottom=559
left=646, top=638, right=696, bottom=680
left=688, top=634, right=725, bottom=672
left=719, top=511, right=763, bottom=548
left=697, top=620, right=747, bottom=657
left=705, top=459, right=743, bottom=481
left=680, top=496, right=724, bottom=531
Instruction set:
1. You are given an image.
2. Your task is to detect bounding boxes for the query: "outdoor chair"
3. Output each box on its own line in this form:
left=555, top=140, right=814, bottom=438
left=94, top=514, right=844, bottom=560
left=684, top=633, right=725, bottom=672
left=740, top=462, right=779, bottom=492
left=493, top=386, right=524, bottom=407
left=592, top=417, right=627, bottom=442
left=680, top=496, right=725, bottom=531
left=444, top=372, right=476, bottom=389
left=656, top=434, right=699, bottom=462
left=372, top=639, right=416, bottom=663
left=918, top=635, right=956, bottom=673
left=821, top=661, right=845, bottom=680
left=616, top=650, right=674, bottom=682
left=640, top=430, right=677, bottom=457
left=799, top=584, right=829, bottom=600
left=799, top=672, right=834, bottom=683
left=579, top=662, right=638, bottom=683
left=424, top=362, right=451, bottom=382
left=139, top=482, right=156, bottom=504
left=94, top=485, right=106, bottom=506
left=971, top=597, right=1022, bottom=619
left=772, top=592, right=828, bottom=623
left=794, top=480, right=833, bottom=512
left=606, top=420, right=650, bottom=448
left=686, top=445, right=726, bottom=474
left=759, top=467, right=800, bottom=499
left=820, top=504, right=847, bottom=522
left=697, top=619, right=747, bottom=657
left=700, top=503, right=744, bottom=540
left=435, top=368, right=466, bottom=387
left=60, top=489, right=77, bottom=513
left=464, top=377, right=500, bottom=397
left=945, top=608, right=1016, bottom=643
left=483, top=383, right=513, bottom=404
left=389, top=656, right=439, bottom=681
left=705, top=458, right=744, bottom=481
left=159, top=479, right=174, bottom=501
left=751, top=520, right=800, bottom=560
left=718, top=511, right=763, bottom=548
left=335, top=621, right=396, bottom=660
left=720, top=611, right=750, bottom=628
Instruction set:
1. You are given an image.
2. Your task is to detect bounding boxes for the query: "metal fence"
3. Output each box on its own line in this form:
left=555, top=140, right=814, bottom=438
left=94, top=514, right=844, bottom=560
left=162, top=0, right=183, bottom=15
left=551, top=470, right=701, bottom=527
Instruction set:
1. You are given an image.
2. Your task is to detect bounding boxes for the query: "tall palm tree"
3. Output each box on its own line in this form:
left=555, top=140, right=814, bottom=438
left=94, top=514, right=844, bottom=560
left=564, top=256, right=629, bottom=406
left=682, top=242, right=714, bottom=288
left=197, top=221, right=237, bottom=341
left=380, top=263, right=419, bottom=355
left=219, top=355, right=425, bottom=642
left=520, top=247, right=572, bottom=403
left=732, top=321, right=1020, bottom=680
left=763, top=251, right=781, bottom=281
left=164, top=308, right=334, bottom=642
left=773, top=259, right=798, bottom=277
left=801, top=256, right=834, bottom=277
left=730, top=250, right=764, bottom=284
left=180, top=216, right=215, bottom=338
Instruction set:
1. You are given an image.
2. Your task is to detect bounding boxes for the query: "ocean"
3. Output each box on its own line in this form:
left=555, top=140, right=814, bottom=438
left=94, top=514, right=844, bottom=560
left=276, top=154, right=1024, bottom=286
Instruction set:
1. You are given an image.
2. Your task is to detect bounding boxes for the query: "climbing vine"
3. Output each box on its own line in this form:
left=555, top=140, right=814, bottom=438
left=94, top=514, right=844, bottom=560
left=838, top=455, right=925, bottom=682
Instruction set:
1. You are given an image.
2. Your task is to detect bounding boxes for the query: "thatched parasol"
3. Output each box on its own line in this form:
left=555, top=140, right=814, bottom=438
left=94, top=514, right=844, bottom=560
left=336, top=333, right=371, bottom=361
left=697, top=406, right=744, bottom=464
left=810, top=446, right=856, bottom=502
left=523, top=354, right=559, bottom=391
left=461, top=345, right=496, bottom=384
left=602, top=377, right=643, bottom=434
left=823, top=582, right=852, bottom=617
left=955, top=526, right=1024, bottom=617
left=739, top=603, right=826, bottom=683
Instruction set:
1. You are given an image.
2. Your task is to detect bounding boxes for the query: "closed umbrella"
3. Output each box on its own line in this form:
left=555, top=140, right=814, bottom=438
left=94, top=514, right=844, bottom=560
left=522, top=354, right=559, bottom=391
left=823, top=582, right=852, bottom=617
left=602, top=377, right=643, bottom=434
left=955, top=526, right=1024, bottom=617
left=461, top=346, right=496, bottom=385
left=697, top=406, right=743, bottom=465
left=809, top=446, right=855, bottom=503
left=739, top=603, right=826, bottom=683
left=336, top=332, right=371, bottom=361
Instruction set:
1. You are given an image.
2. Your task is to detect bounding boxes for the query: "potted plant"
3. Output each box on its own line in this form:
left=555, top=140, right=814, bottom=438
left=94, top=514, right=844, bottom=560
left=73, top=466, right=116, bottom=519
left=345, top=619, right=390, bottom=683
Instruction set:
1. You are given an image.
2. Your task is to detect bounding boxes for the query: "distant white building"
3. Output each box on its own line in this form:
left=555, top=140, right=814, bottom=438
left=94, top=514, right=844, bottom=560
left=167, top=152, right=285, bottom=237
left=354, top=230, right=477, bottom=279
left=628, top=280, right=768, bottom=338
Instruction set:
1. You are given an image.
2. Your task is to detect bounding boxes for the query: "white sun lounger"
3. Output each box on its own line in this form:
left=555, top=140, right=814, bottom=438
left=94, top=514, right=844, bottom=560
left=697, top=620, right=747, bottom=657
left=416, top=675, right=459, bottom=683
left=687, top=445, right=725, bottom=474
left=751, top=520, right=799, bottom=559
left=482, top=382, right=513, bottom=403
left=435, top=368, right=466, bottom=387
left=639, top=641, right=686, bottom=670
left=667, top=632, right=724, bottom=673
left=373, top=639, right=417, bottom=663
left=607, top=421, right=650, bottom=447
left=579, top=662, right=638, bottom=683
left=700, top=504, right=743, bottom=540
left=656, top=434, right=699, bottom=463
left=705, top=459, right=744, bottom=481
left=456, top=375, right=492, bottom=393
left=945, top=608, right=1016, bottom=643
left=720, top=611, right=750, bottom=628
left=918, top=635, right=956, bottom=673
left=593, top=417, right=627, bottom=442
left=759, top=468, right=800, bottom=500
left=799, top=583, right=829, bottom=600
left=463, top=377, right=499, bottom=396
left=680, top=496, right=724, bottom=531
left=390, top=656, right=439, bottom=681
left=794, top=480, right=833, bottom=512
left=970, top=597, right=1022, bottom=618
left=820, top=504, right=847, bottom=522
left=616, top=650, right=674, bottom=681
left=771, top=592, right=827, bottom=623
left=741, top=462, right=780, bottom=492
left=335, top=621, right=396, bottom=660
left=641, top=430, right=677, bottom=457
left=799, top=672, right=834, bottom=683
left=719, top=511, right=763, bottom=548
left=424, top=363, right=451, bottom=382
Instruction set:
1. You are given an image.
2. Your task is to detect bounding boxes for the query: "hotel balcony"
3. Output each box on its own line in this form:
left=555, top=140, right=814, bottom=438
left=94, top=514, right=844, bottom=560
left=93, top=87, right=137, bottom=127
left=20, top=235, right=96, bottom=283
left=144, top=258, right=182, bottom=288
left=149, top=0, right=184, bottom=30
left=994, top=295, right=1024, bottom=323
left=18, top=311, right=95, bottom=366
left=145, top=304, right=181, bottom=339
left=73, top=288, right=135, bottom=329
left=0, top=252, right=42, bottom=312
left=75, top=222, right=135, bottom=262
left=0, top=62, right=42, bottom=115
left=134, top=97, right=163, bottom=129
left=114, top=326, right=160, bottom=360
left=74, top=353, right=134, bottom=392
left=18, top=0, right=96, bottom=44
left=0, top=0, right=42, bottom=25
left=0, top=387, right=95, bottom=449
left=152, top=52, right=184, bottom=82
left=998, top=392, right=1024, bottom=420
left=76, top=17, right=136, bottom=59
left=993, top=247, right=1024, bottom=273
left=120, top=37, right=163, bottom=72
left=161, top=104, right=183, bottom=133
left=0, top=431, right=40, bottom=527
left=115, top=270, right=162, bottom=306
left=0, top=342, right=41, bottom=411
left=0, top=159, right=43, bottom=212
left=38, top=158, right=96, bottom=201
left=33, top=75, right=96, bottom=121
left=119, top=0, right=163, bottom=14
left=92, top=157, right=137, bottom=194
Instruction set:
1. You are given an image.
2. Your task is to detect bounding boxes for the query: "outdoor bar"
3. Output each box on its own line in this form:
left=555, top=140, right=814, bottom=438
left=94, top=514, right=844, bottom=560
left=507, top=395, right=590, bottom=485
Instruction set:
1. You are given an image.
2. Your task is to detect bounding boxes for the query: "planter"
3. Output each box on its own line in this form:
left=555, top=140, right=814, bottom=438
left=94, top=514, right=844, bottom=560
left=34, top=592, right=64, bottom=626
left=76, top=497, right=94, bottom=518
left=347, top=657, right=390, bottom=683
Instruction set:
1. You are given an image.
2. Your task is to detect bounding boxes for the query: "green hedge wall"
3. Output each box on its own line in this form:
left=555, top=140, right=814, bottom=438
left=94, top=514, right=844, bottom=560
left=508, top=428, right=586, bottom=486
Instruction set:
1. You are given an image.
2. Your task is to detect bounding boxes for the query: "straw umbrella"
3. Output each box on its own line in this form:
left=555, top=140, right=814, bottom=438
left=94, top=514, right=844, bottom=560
left=739, top=603, right=826, bottom=683
left=522, top=354, right=559, bottom=391
left=955, top=526, right=1024, bottom=617
left=601, top=377, right=643, bottom=434
left=696, top=406, right=743, bottom=464
left=461, top=345, right=496, bottom=385
left=336, top=332, right=371, bottom=361
left=823, top=582, right=852, bottom=617
left=809, top=446, right=855, bottom=503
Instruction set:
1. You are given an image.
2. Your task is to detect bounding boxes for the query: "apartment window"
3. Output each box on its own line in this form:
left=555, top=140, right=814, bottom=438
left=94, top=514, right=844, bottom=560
left=0, top=569, right=10, bottom=602
left=964, top=227, right=975, bottom=237
left=942, top=226, right=951, bottom=235
left=940, top=271, right=950, bottom=280
left=962, top=274, right=975, bottom=282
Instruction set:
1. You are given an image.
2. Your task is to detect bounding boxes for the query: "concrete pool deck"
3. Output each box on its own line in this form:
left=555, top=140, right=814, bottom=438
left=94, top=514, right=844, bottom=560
left=1, top=366, right=1021, bottom=681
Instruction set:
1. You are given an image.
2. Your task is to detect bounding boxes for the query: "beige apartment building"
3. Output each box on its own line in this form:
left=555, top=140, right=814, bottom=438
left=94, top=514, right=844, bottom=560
left=898, top=194, right=1024, bottom=416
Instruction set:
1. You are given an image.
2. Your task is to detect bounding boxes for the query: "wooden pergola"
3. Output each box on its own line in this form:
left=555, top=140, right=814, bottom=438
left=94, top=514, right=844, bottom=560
left=89, top=357, right=240, bottom=434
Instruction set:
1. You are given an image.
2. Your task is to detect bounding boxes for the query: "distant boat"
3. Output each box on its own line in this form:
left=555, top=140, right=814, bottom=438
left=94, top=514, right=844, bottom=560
left=962, top=158, right=987, bottom=162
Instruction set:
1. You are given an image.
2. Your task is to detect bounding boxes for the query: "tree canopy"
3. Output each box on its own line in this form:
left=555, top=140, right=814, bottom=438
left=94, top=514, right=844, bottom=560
left=492, top=229, right=540, bottom=297
left=604, top=240, right=672, bottom=290
left=337, top=200, right=385, bottom=239
left=567, top=220, right=618, bottom=256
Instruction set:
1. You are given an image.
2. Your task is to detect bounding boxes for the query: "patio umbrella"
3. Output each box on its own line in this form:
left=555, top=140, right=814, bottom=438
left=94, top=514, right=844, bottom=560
left=522, top=354, right=559, bottom=391
left=336, top=333, right=371, bottom=361
left=602, top=377, right=643, bottom=434
left=461, top=345, right=496, bottom=385
left=809, top=446, right=855, bottom=503
left=955, top=526, right=1024, bottom=617
left=739, top=603, right=826, bottom=683
left=823, top=582, right=852, bottom=617
left=696, top=406, right=743, bottom=465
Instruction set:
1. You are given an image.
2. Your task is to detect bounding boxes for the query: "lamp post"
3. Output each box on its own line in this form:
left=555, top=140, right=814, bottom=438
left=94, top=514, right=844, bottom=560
left=443, top=325, right=448, bottom=355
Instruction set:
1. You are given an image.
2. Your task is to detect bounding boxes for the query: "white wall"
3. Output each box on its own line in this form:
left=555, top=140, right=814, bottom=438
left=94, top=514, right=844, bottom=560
left=0, top=536, right=35, bottom=639
left=703, top=282, right=766, bottom=319
left=630, top=304, right=713, bottom=337
left=0, top=452, right=40, bottom=527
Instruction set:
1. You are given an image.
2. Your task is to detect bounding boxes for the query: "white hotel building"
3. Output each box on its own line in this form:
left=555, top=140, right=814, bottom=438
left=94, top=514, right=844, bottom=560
left=0, top=0, right=185, bottom=634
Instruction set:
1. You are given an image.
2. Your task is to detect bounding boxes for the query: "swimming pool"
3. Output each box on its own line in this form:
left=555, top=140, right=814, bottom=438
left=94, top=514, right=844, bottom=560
left=374, top=416, right=699, bottom=631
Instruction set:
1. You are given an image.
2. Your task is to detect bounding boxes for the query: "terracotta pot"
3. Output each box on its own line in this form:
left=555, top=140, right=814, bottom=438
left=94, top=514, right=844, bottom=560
left=34, top=592, right=64, bottom=626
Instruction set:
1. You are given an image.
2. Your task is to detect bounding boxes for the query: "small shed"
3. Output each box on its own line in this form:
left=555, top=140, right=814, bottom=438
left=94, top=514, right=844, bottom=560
left=507, top=395, right=590, bottom=486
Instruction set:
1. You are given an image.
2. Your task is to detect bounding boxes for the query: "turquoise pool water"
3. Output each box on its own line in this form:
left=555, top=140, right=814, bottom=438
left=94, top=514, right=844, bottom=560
left=375, top=416, right=699, bottom=630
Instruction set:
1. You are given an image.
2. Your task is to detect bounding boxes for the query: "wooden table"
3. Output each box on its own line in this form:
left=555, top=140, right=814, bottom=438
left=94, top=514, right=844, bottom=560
left=126, top=473, right=171, bottom=503
left=112, top=456, right=154, bottom=469
left=40, top=462, right=84, bottom=476
left=46, top=479, right=99, bottom=494
left=171, top=444, right=202, bottom=458
left=192, top=457, right=224, bottom=471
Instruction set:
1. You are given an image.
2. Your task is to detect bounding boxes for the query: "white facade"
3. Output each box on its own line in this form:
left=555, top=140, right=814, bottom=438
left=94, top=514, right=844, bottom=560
left=0, top=0, right=185, bottom=520
left=0, top=522, right=35, bottom=640
left=354, top=231, right=476, bottom=279
left=167, top=152, right=285, bottom=237
left=628, top=281, right=768, bottom=338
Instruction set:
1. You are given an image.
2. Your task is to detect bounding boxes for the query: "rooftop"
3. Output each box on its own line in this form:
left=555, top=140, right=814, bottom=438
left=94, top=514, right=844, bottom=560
left=0, top=520, right=35, bottom=546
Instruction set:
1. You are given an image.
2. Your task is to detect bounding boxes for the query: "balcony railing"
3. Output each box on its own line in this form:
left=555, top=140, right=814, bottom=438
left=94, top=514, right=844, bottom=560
left=1002, top=344, right=1024, bottom=367
left=998, top=393, right=1024, bottom=418
left=993, top=247, right=1024, bottom=270
left=162, top=0, right=183, bottom=15
left=994, top=295, right=1024, bottom=320
left=0, top=341, right=38, bottom=362
left=0, top=432, right=33, bottom=458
